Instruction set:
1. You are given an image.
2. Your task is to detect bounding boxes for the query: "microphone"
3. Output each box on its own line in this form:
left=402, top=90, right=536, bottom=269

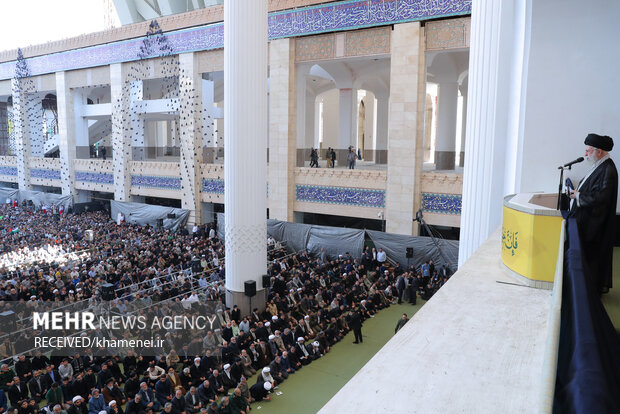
left=560, top=157, right=584, bottom=168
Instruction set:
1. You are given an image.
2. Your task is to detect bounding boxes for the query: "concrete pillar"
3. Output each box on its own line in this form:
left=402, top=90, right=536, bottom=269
left=11, top=78, right=32, bottom=190
left=459, top=0, right=520, bottom=266
left=385, top=22, right=423, bottom=235
left=110, top=63, right=132, bottom=201
left=295, top=67, right=307, bottom=167
left=375, top=92, right=389, bottom=164
left=56, top=71, right=77, bottom=199
left=337, top=88, right=356, bottom=164
left=129, top=81, right=145, bottom=160
left=224, top=0, right=268, bottom=314
left=73, top=90, right=90, bottom=159
left=268, top=38, right=296, bottom=222
left=459, top=82, right=468, bottom=167
left=28, top=97, right=43, bottom=157
left=178, top=52, right=204, bottom=227
left=435, top=81, right=458, bottom=170
left=306, top=94, right=316, bottom=149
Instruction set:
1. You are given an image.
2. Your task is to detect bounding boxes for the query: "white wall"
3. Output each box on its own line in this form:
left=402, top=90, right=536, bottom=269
left=518, top=0, right=620, bottom=212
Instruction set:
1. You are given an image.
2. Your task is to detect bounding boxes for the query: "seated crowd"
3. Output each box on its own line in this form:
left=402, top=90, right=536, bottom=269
left=0, top=202, right=450, bottom=414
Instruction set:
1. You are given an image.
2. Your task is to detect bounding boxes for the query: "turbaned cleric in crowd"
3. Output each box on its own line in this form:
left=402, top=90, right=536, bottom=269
left=568, top=133, right=618, bottom=295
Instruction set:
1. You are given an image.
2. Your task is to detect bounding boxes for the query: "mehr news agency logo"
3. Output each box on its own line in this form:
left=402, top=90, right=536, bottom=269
left=32, top=312, right=218, bottom=348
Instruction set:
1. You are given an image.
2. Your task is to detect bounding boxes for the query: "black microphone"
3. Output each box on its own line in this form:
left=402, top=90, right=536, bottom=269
left=561, top=157, right=584, bottom=168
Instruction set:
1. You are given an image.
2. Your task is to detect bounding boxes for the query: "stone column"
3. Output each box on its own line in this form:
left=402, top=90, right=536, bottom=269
left=295, top=67, right=307, bottom=167
left=11, top=78, right=32, bottom=190
left=56, top=71, right=77, bottom=198
left=375, top=92, right=389, bottom=164
left=225, top=0, right=268, bottom=315
left=129, top=81, right=145, bottom=160
left=28, top=97, right=43, bottom=157
left=385, top=22, right=422, bottom=235
left=459, top=78, right=468, bottom=167
left=434, top=81, right=458, bottom=170
left=110, top=63, right=133, bottom=201
left=268, top=38, right=296, bottom=222
left=178, top=52, right=203, bottom=227
left=337, top=88, right=355, bottom=164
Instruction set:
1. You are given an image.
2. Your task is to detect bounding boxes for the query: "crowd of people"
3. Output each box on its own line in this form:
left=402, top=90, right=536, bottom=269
left=0, top=201, right=451, bottom=414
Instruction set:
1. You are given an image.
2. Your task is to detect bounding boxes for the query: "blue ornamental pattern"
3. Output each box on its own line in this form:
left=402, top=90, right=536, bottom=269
left=0, top=0, right=471, bottom=79
left=0, top=166, right=17, bottom=176
left=296, top=184, right=385, bottom=208
left=131, top=175, right=181, bottom=190
left=75, top=171, right=114, bottom=185
left=30, top=168, right=61, bottom=180
left=421, top=193, right=462, bottom=215
left=202, top=179, right=224, bottom=194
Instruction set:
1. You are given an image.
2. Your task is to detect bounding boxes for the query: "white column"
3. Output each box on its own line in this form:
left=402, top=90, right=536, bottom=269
left=178, top=52, right=203, bottom=226
left=224, top=0, right=268, bottom=314
left=305, top=93, right=316, bottom=149
left=28, top=97, right=43, bottom=157
left=11, top=78, right=32, bottom=190
left=129, top=80, right=145, bottom=160
left=73, top=90, right=89, bottom=159
left=458, top=0, right=526, bottom=266
left=295, top=67, right=307, bottom=167
left=110, top=63, right=132, bottom=201
left=434, top=81, right=458, bottom=170
left=459, top=80, right=468, bottom=167
left=338, top=88, right=355, bottom=163
left=375, top=92, right=389, bottom=164
left=56, top=71, right=77, bottom=198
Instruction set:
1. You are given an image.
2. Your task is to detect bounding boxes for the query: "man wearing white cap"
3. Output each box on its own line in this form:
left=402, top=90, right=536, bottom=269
left=67, top=396, right=87, bottom=414
left=249, top=381, right=271, bottom=402
left=257, top=368, right=274, bottom=390
left=220, top=364, right=235, bottom=392
left=295, top=338, right=311, bottom=366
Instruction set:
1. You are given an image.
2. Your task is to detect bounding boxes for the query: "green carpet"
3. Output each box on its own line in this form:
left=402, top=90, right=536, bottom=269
left=601, top=247, right=620, bottom=332
left=246, top=300, right=426, bottom=414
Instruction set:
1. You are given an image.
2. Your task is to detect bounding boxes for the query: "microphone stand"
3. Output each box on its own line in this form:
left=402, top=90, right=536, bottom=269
left=556, top=164, right=572, bottom=210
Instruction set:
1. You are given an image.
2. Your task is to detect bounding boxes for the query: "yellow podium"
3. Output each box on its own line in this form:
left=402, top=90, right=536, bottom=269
left=502, top=193, right=563, bottom=289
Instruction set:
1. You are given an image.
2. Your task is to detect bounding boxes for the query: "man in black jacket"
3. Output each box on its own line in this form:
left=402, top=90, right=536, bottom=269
left=569, top=133, right=618, bottom=294
left=8, top=377, right=29, bottom=407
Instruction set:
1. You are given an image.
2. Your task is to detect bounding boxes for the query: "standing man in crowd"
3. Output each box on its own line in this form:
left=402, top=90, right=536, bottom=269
left=569, top=133, right=618, bottom=294
left=348, top=309, right=363, bottom=344
left=395, top=313, right=409, bottom=334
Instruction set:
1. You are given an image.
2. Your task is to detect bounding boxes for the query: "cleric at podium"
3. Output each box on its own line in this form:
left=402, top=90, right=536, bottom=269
left=569, top=133, right=618, bottom=295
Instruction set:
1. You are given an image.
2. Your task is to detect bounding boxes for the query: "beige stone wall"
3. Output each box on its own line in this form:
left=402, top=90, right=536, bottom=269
left=268, top=38, right=297, bottom=221
left=0, top=156, right=17, bottom=183
left=129, top=160, right=181, bottom=199
left=29, top=157, right=61, bottom=187
left=385, top=22, right=422, bottom=235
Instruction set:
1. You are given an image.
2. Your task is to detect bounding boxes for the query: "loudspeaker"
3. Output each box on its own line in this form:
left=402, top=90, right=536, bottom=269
left=0, top=310, right=16, bottom=332
left=156, top=218, right=164, bottom=228
left=167, top=213, right=176, bottom=219
left=262, top=274, right=271, bottom=288
left=101, top=283, right=115, bottom=300
left=191, top=259, right=202, bottom=274
left=406, top=247, right=413, bottom=258
left=244, top=280, right=256, bottom=297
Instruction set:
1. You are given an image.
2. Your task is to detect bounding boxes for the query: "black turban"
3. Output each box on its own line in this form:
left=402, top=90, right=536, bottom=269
left=584, top=133, right=614, bottom=151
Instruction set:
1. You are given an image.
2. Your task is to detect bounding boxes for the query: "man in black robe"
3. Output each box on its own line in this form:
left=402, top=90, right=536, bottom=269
left=569, top=133, right=618, bottom=294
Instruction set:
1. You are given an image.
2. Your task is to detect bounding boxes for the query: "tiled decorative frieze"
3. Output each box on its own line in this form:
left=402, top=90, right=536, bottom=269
left=421, top=192, right=462, bottom=215
left=202, top=178, right=224, bottom=194
left=296, top=34, right=335, bottom=62
left=75, top=171, right=114, bottom=185
left=130, top=175, right=181, bottom=190
left=426, top=16, right=471, bottom=50
left=345, top=27, right=390, bottom=57
left=0, top=0, right=471, bottom=79
left=30, top=168, right=61, bottom=180
left=0, top=166, right=17, bottom=176
left=296, top=184, right=385, bottom=208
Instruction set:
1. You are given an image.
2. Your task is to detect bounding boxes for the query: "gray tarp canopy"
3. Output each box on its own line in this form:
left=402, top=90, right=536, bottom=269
left=110, top=200, right=190, bottom=231
left=0, top=187, right=73, bottom=209
left=266, top=219, right=365, bottom=259
left=366, top=230, right=459, bottom=272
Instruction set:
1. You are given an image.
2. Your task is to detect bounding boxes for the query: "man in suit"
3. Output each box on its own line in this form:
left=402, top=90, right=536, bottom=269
left=27, top=370, right=45, bottom=403
left=569, top=133, right=618, bottom=294
left=183, top=387, right=201, bottom=413
left=347, top=310, right=363, bottom=344
left=170, top=389, right=186, bottom=414
left=138, top=382, right=160, bottom=412
left=8, top=376, right=29, bottom=407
